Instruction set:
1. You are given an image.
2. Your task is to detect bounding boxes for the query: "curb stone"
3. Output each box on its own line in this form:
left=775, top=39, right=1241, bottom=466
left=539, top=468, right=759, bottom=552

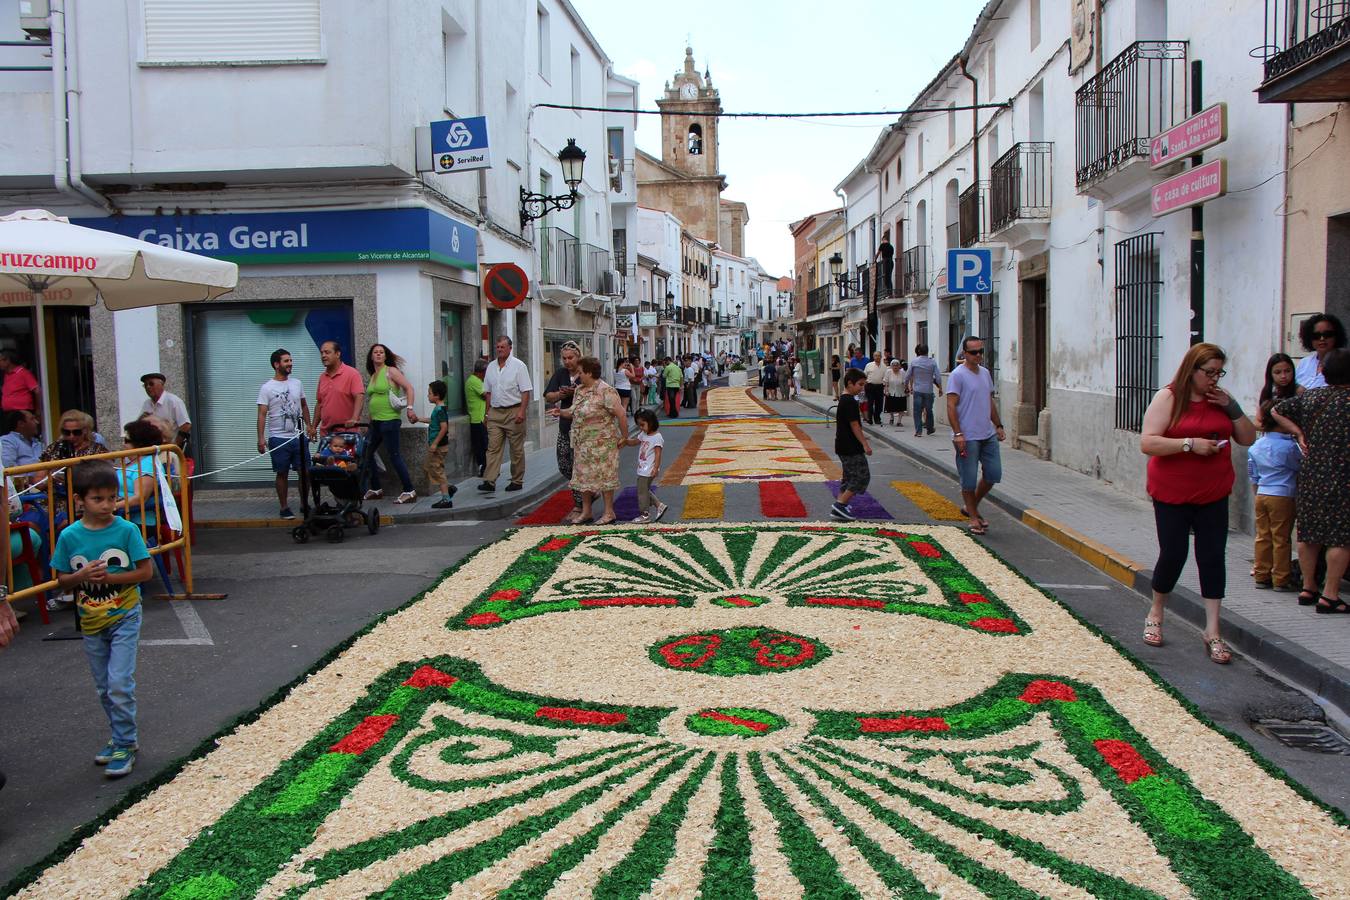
left=793, top=392, right=1350, bottom=716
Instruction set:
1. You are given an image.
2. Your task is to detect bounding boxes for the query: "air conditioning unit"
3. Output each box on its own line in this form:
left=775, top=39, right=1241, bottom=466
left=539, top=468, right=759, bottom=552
left=19, top=0, right=51, bottom=39
left=602, top=269, right=622, bottom=295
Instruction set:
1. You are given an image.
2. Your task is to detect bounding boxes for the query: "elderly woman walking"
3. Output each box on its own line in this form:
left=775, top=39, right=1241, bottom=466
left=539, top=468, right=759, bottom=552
left=1139, top=343, right=1257, bottom=663
left=1271, top=348, right=1350, bottom=614
left=544, top=341, right=585, bottom=523
left=549, top=356, right=627, bottom=525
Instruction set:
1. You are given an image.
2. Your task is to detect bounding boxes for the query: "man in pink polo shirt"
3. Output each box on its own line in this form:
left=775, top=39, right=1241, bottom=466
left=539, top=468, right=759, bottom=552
left=310, top=340, right=365, bottom=437
left=0, top=351, right=38, bottom=414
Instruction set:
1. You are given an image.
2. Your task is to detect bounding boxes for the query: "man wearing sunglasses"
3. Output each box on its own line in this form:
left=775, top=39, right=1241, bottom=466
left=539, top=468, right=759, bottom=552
left=946, top=336, right=1005, bottom=535
left=1295, top=314, right=1345, bottom=390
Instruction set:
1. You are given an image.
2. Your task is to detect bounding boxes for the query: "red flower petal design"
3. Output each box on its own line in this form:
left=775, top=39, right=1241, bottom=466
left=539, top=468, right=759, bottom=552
left=330, top=715, right=399, bottom=754
left=1019, top=680, right=1078, bottom=704
left=858, top=715, right=951, bottom=734
left=969, top=617, right=1019, bottom=633
left=1094, top=739, right=1155, bottom=783
left=536, top=707, right=628, bottom=726
left=402, top=666, right=459, bottom=689
left=465, top=612, right=504, bottom=627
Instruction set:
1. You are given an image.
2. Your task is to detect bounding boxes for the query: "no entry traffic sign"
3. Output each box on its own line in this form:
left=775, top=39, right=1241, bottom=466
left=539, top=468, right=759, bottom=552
left=484, top=262, right=529, bottom=309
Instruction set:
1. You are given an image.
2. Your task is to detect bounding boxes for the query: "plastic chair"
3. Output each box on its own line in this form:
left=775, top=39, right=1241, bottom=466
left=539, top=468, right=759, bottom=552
left=10, top=522, right=47, bottom=624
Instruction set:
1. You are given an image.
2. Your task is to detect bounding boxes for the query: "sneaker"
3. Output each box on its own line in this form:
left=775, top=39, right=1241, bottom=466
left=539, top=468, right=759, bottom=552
left=94, top=740, right=138, bottom=765
left=446, top=484, right=458, bottom=498
left=1254, top=580, right=1273, bottom=590
left=104, top=747, right=136, bottom=778
left=279, top=507, right=296, bottom=520
left=46, top=594, right=75, bottom=612
left=505, top=482, right=524, bottom=492
left=364, top=489, right=384, bottom=500
left=631, top=513, right=653, bottom=524
left=1273, top=581, right=1299, bottom=593
left=431, top=499, right=454, bottom=509
left=477, top=481, right=496, bottom=492
left=652, top=501, right=669, bottom=522
left=395, top=491, right=417, bottom=504
left=829, top=502, right=856, bottom=522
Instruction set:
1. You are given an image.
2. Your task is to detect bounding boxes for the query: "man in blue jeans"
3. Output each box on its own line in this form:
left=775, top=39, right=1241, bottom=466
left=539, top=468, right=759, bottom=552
left=946, top=336, right=1005, bottom=535
left=257, top=348, right=312, bottom=520
left=905, top=343, right=942, bottom=436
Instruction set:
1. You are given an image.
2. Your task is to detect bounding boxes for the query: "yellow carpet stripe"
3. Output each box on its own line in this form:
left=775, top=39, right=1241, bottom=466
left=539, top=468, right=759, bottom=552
left=890, top=481, right=967, bottom=521
left=681, top=483, right=724, bottom=519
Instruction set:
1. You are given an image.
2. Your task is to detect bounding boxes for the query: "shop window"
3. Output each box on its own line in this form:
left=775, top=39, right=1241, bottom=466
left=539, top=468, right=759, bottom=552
left=438, top=305, right=466, bottom=416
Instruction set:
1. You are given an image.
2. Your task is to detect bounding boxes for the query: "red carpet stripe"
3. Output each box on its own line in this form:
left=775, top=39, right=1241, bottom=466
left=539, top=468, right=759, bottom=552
left=759, top=480, right=807, bottom=518
left=514, top=489, right=575, bottom=525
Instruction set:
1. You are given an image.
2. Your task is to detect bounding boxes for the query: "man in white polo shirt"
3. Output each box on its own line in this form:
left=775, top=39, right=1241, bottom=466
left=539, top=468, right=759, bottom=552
left=479, top=335, right=533, bottom=492
left=140, top=372, right=191, bottom=448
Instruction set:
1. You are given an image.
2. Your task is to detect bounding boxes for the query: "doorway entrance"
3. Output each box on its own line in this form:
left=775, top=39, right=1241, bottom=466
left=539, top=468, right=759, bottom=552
left=0, top=307, right=95, bottom=432
left=1016, top=269, right=1049, bottom=451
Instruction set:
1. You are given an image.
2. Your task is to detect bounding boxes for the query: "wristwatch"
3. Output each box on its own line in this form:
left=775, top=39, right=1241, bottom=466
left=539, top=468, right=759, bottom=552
left=1182, top=438, right=1193, bottom=453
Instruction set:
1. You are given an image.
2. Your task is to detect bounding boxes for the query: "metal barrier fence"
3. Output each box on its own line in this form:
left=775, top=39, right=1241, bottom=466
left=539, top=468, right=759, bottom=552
left=4, top=444, right=194, bottom=605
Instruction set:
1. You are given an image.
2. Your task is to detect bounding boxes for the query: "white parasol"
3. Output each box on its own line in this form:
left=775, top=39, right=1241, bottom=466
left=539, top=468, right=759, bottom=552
left=0, top=209, right=239, bottom=438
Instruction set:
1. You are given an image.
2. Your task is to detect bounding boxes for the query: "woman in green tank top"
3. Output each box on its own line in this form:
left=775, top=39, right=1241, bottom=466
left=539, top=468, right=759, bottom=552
left=364, top=343, right=418, bottom=503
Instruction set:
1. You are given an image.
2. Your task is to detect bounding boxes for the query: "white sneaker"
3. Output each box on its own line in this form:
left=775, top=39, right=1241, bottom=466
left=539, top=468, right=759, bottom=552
left=631, top=513, right=653, bottom=524
left=652, top=501, right=669, bottom=522
left=364, top=489, right=383, bottom=500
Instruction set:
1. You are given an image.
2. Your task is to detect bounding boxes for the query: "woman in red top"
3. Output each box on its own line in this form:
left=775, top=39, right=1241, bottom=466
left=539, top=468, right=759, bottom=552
left=1140, top=343, right=1257, bottom=663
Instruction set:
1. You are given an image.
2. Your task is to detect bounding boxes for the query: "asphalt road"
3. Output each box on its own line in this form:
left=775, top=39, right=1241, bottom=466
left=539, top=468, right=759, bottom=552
left=2, top=391, right=1346, bottom=888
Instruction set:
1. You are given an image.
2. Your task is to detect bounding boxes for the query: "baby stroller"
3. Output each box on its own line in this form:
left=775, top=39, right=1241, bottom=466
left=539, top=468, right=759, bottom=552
left=292, top=429, right=380, bottom=544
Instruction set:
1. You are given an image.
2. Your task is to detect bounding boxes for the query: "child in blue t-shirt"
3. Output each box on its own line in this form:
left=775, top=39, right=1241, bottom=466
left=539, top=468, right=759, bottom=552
left=52, top=461, right=153, bottom=778
left=1247, top=401, right=1302, bottom=591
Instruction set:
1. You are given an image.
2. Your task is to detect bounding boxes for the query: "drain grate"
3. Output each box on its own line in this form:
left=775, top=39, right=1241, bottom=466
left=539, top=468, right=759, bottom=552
left=1252, top=721, right=1350, bottom=755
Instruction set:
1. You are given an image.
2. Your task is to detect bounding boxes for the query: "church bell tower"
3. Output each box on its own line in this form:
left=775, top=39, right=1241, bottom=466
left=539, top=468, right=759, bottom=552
left=657, top=47, right=721, bottom=179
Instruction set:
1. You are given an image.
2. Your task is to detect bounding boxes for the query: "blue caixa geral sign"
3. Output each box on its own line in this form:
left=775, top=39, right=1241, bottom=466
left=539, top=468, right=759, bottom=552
left=430, top=116, right=491, bottom=174
left=73, top=208, right=477, bottom=270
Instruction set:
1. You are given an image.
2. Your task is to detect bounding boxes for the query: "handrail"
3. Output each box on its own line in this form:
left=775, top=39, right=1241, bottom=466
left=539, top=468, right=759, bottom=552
left=4, top=444, right=193, bottom=604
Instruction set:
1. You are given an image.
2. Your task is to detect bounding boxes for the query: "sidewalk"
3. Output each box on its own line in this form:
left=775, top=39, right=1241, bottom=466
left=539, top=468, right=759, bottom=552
left=796, top=389, right=1350, bottom=714
left=193, top=444, right=564, bottom=527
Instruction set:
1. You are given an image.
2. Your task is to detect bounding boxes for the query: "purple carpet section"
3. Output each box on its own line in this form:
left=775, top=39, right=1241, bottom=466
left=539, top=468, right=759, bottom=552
left=826, top=481, right=894, bottom=520
left=613, top=486, right=640, bottom=521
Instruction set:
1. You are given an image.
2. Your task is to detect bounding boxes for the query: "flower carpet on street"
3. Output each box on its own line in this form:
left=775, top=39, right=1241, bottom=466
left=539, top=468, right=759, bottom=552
left=13, top=524, right=1345, bottom=898
left=666, top=388, right=837, bottom=484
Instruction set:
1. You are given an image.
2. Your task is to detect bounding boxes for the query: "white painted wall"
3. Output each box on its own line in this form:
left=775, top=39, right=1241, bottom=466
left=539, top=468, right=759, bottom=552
left=113, top=307, right=159, bottom=427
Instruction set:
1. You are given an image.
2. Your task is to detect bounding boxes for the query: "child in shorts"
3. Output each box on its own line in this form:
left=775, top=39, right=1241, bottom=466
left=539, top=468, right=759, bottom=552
left=410, top=380, right=454, bottom=509
left=830, top=369, right=873, bottom=521
left=52, top=461, right=153, bottom=778
left=623, top=408, right=667, bottom=524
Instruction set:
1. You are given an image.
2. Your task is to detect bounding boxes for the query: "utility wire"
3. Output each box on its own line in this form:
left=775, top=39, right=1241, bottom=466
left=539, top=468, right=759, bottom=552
left=532, top=102, right=1010, bottom=118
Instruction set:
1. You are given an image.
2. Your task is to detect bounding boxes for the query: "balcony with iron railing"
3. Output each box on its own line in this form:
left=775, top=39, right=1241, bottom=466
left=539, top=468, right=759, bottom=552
left=901, top=246, right=929, bottom=297
left=539, top=226, right=579, bottom=290
left=990, top=142, right=1053, bottom=250
left=657, top=306, right=680, bottom=325
left=1075, top=41, right=1188, bottom=204
left=807, top=284, right=835, bottom=316
left=958, top=182, right=989, bottom=248
left=1258, top=0, right=1350, bottom=102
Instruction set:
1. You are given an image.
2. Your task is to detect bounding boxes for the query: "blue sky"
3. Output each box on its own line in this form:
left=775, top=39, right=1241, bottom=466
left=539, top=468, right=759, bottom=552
left=570, top=0, right=989, bottom=277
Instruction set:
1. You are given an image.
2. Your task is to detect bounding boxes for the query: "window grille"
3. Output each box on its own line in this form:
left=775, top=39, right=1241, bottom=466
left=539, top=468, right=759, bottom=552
left=1115, top=233, right=1162, bottom=432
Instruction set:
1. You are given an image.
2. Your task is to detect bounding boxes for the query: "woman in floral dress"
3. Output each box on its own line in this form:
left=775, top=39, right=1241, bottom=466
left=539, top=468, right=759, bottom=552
left=1271, top=348, right=1350, bottom=614
left=550, top=356, right=627, bottom=525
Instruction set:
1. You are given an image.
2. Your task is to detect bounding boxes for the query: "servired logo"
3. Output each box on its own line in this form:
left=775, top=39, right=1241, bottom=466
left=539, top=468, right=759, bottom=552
left=444, top=121, right=473, bottom=149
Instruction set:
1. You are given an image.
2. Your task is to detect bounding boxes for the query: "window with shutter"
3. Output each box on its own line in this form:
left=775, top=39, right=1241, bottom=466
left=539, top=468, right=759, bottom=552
left=143, top=0, right=323, bottom=64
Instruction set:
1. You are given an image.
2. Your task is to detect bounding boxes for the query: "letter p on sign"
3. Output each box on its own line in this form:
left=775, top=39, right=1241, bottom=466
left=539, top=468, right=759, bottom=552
left=947, top=249, right=993, bottom=294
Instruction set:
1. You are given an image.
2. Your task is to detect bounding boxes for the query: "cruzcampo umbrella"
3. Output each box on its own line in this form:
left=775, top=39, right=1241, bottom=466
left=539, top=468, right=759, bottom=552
left=0, top=208, right=238, bottom=439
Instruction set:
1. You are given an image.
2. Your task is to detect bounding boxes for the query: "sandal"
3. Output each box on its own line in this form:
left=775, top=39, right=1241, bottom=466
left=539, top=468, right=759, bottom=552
left=959, top=508, right=990, bottom=528
left=1143, top=618, right=1164, bottom=647
left=564, top=510, right=587, bottom=525
left=1314, top=595, right=1350, bottom=615
left=1297, top=589, right=1319, bottom=607
left=594, top=516, right=617, bottom=526
left=364, top=489, right=383, bottom=500
left=395, top=491, right=417, bottom=504
left=968, top=523, right=988, bottom=535
left=1202, top=636, right=1232, bottom=664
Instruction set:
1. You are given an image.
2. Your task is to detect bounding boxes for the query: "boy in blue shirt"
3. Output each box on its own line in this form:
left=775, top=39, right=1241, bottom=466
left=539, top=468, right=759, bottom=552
left=410, top=380, right=455, bottom=509
left=1248, top=401, right=1301, bottom=591
left=53, top=462, right=153, bottom=777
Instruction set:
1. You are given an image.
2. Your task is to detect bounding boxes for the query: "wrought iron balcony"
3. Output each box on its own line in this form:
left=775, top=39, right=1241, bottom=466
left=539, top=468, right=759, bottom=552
left=657, top=307, right=679, bottom=324
left=580, top=243, right=610, bottom=294
left=807, top=284, right=834, bottom=315
left=1258, top=0, right=1350, bottom=101
left=1075, top=41, right=1188, bottom=189
left=900, top=246, right=929, bottom=297
left=539, top=226, right=578, bottom=289
left=990, top=143, right=1052, bottom=234
left=958, top=182, right=988, bottom=248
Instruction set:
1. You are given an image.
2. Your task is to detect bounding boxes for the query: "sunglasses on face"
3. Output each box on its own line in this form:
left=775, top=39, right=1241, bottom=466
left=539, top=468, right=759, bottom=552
left=965, top=349, right=985, bottom=356
left=1313, top=331, right=1336, bottom=339
left=61, top=428, right=85, bottom=436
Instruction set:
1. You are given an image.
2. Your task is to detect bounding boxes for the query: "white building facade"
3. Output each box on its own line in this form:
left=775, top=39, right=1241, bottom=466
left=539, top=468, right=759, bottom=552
left=0, top=0, right=637, bottom=490
left=827, top=0, right=1286, bottom=518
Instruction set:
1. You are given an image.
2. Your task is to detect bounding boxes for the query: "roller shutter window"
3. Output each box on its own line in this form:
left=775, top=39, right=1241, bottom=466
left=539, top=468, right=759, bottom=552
left=143, top=0, right=322, bottom=64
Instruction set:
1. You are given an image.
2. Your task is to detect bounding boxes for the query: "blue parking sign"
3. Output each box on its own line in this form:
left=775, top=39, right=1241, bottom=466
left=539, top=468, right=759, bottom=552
left=429, top=116, right=492, bottom=174
left=947, top=248, right=993, bottom=294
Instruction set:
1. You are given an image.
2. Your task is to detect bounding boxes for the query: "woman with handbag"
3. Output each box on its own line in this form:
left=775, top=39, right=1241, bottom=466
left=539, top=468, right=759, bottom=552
left=363, top=343, right=418, bottom=504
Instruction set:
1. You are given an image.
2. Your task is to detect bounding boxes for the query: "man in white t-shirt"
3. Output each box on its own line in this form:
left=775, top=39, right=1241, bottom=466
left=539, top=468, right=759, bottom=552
left=256, top=348, right=311, bottom=520
left=682, top=356, right=699, bottom=409
left=479, top=335, right=534, bottom=492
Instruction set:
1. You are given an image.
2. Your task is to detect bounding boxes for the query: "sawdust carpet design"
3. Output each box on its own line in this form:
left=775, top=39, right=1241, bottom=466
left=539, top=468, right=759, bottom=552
left=11, top=523, right=1345, bottom=898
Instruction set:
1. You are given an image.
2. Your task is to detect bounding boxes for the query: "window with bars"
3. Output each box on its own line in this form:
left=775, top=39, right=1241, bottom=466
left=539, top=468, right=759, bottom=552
left=980, top=291, right=1000, bottom=386
left=1114, top=233, right=1162, bottom=432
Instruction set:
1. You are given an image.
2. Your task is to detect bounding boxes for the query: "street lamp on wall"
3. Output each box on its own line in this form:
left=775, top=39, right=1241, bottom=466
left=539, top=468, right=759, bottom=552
left=520, top=139, right=587, bottom=228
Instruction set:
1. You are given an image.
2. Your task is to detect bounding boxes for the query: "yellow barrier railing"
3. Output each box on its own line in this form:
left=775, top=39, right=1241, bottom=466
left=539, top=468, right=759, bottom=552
left=4, top=444, right=193, bottom=605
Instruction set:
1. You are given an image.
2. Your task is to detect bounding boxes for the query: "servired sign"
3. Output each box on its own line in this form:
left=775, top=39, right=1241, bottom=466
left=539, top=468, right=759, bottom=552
left=1151, top=159, right=1227, bottom=217
left=1150, top=104, right=1226, bottom=169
